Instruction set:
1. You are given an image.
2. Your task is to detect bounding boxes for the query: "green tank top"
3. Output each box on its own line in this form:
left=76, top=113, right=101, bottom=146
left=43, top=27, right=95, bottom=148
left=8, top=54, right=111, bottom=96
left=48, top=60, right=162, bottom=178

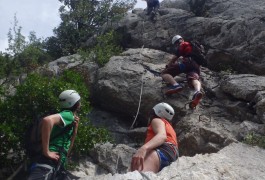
left=49, top=110, right=74, bottom=166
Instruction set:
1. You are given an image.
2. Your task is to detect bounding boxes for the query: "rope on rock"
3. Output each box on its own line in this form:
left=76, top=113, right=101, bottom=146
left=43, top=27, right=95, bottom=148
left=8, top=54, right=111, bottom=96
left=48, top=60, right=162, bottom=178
left=115, top=154, right=120, bottom=173
left=130, top=70, right=145, bottom=129
left=130, top=11, right=161, bottom=128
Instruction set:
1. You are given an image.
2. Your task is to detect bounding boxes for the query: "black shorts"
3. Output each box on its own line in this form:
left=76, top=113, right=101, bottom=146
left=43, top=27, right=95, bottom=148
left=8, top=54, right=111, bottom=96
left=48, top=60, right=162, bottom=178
left=161, top=59, right=201, bottom=85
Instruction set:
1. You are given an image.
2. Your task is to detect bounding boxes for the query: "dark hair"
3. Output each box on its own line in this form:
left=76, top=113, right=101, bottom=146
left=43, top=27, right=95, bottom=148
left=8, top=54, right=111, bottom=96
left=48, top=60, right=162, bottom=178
left=148, top=109, right=160, bottom=124
left=62, top=100, right=80, bottom=112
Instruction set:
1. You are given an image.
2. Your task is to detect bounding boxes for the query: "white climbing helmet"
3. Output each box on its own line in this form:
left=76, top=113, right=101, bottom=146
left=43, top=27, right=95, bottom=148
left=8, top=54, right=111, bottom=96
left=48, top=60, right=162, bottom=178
left=59, top=90, right=81, bottom=109
left=172, top=35, right=183, bottom=45
left=153, top=102, right=175, bottom=121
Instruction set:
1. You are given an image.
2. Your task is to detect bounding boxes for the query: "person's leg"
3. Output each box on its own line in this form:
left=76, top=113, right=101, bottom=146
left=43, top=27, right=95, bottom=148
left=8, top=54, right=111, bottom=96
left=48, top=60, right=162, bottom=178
left=162, top=74, right=183, bottom=95
left=191, top=79, right=201, bottom=92
left=154, top=0, right=160, bottom=12
left=161, top=65, right=184, bottom=95
left=186, top=71, right=201, bottom=92
left=28, top=165, right=54, bottom=180
left=156, top=149, right=171, bottom=171
left=187, top=72, right=203, bottom=108
left=146, top=5, right=152, bottom=15
left=142, top=150, right=160, bottom=172
left=161, top=74, right=177, bottom=85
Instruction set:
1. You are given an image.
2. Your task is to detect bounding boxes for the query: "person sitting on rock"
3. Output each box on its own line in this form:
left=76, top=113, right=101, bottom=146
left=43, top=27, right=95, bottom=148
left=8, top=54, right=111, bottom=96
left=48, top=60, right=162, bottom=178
left=161, top=34, right=203, bottom=109
left=130, top=102, right=179, bottom=172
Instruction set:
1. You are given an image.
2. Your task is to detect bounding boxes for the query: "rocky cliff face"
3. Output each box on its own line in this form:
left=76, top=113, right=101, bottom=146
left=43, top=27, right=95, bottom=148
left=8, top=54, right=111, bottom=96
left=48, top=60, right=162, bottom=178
left=41, top=49, right=265, bottom=179
left=4, top=0, right=265, bottom=179
left=104, top=0, right=265, bottom=75
left=73, top=143, right=265, bottom=180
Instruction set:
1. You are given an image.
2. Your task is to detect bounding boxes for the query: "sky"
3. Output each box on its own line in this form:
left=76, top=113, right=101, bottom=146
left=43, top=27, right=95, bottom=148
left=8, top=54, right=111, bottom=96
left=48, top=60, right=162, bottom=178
left=0, top=0, right=151, bottom=52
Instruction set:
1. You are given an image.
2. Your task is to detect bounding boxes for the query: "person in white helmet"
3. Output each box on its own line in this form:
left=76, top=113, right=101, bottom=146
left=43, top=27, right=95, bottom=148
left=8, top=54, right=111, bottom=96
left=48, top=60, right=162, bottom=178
left=28, top=90, right=81, bottom=180
left=131, top=102, right=179, bottom=172
left=161, top=34, right=203, bottom=109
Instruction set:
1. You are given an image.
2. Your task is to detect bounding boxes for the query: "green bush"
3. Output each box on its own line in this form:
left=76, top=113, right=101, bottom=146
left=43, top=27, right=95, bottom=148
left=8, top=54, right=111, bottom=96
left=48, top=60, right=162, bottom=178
left=80, top=30, right=122, bottom=66
left=243, top=132, right=265, bottom=149
left=15, top=44, right=52, bottom=72
left=0, top=52, right=21, bottom=78
left=0, top=70, right=111, bottom=171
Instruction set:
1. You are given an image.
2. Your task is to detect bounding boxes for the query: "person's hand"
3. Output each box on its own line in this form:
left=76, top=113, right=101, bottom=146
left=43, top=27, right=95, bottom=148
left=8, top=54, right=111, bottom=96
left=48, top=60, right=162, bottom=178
left=73, top=115, right=80, bottom=125
left=177, top=56, right=183, bottom=61
left=175, top=56, right=183, bottom=64
left=44, top=151, right=60, bottom=162
left=131, top=147, right=147, bottom=171
left=73, top=115, right=80, bottom=135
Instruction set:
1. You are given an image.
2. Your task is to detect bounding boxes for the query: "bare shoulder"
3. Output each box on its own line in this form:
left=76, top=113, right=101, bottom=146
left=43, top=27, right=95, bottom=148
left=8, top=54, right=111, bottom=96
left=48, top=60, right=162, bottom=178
left=151, top=118, right=166, bottom=133
left=151, top=118, right=164, bottom=126
left=43, top=113, right=62, bottom=125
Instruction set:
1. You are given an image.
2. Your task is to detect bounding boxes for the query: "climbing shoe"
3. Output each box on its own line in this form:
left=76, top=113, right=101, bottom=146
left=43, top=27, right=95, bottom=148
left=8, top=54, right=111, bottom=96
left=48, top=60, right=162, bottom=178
left=165, top=85, right=183, bottom=95
left=189, top=91, right=203, bottom=109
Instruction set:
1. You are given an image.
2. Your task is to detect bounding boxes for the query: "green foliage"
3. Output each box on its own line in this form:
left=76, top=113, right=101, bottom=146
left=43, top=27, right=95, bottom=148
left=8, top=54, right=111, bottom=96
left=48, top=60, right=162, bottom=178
left=93, top=30, right=123, bottom=66
left=0, top=53, right=11, bottom=78
left=74, top=122, right=111, bottom=156
left=243, top=132, right=265, bottom=149
left=15, top=44, right=51, bottom=72
left=7, top=14, right=26, bottom=55
left=43, top=36, right=64, bottom=59
left=0, top=70, right=111, bottom=170
left=54, top=0, right=136, bottom=55
left=79, top=30, right=122, bottom=66
left=3, top=15, right=54, bottom=76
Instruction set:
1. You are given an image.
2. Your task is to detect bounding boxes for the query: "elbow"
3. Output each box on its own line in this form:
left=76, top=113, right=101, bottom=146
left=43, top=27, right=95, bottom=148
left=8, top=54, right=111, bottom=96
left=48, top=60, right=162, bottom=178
left=161, top=134, right=167, bottom=142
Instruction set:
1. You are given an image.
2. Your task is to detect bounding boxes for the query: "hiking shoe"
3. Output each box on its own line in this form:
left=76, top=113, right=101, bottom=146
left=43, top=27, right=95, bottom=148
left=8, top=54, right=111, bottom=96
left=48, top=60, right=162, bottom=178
left=189, top=91, right=203, bottom=109
left=165, top=85, right=183, bottom=95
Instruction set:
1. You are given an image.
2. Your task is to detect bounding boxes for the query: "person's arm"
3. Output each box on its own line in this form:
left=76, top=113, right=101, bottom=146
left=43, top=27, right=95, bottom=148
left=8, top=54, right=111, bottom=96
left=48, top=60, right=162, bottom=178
left=131, top=118, right=166, bottom=171
left=67, top=114, right=80, bottom=157
left=41, top=114, right=62, bottom=161
left=167, top=55, right=179, bottom=67
left=141, top=118, right=167, bottom=152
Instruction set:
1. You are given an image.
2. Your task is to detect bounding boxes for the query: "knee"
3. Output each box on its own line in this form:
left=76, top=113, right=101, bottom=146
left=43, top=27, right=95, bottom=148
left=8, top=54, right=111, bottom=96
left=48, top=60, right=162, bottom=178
left=143, top=150, right=160, bottom=172
left=161, top=73, right=169, bottom=80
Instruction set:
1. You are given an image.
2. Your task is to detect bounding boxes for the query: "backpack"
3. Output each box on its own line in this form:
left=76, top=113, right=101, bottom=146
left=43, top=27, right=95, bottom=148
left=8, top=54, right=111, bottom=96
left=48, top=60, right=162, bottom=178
left=24, top=116, right=74, bottom=159
left=188, top=41, right=207, bottom=67
left=24, top=117, right=42, bottom=158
